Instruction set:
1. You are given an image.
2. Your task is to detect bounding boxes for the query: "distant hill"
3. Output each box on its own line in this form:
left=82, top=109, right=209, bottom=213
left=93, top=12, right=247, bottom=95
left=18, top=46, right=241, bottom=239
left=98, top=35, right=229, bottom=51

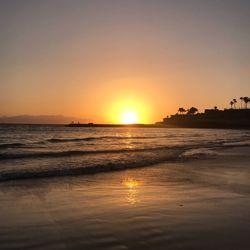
left=0, top=115, right=88, bottom=124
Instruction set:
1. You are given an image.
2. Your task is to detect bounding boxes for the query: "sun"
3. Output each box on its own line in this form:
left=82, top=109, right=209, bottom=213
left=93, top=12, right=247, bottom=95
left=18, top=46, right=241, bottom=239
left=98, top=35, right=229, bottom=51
left=121, top=111, right=138, bottom=124
left=107, top=97, right=151, bottom=124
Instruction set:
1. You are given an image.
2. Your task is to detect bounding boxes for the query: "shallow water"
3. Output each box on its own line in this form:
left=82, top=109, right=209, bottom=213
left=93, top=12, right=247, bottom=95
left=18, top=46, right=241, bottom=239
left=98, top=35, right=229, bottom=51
left=0, top=125, right=250, bottom=181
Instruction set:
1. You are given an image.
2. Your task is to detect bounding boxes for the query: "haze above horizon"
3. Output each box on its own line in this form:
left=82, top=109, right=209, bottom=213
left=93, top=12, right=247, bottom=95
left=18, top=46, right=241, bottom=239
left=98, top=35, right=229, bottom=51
left=1, top=0, right=249, bottom=123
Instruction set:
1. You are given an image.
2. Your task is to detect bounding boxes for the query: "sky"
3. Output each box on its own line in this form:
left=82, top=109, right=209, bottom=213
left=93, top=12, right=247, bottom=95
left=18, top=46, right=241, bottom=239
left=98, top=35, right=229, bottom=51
left=0, top=0, right=249, bottom=123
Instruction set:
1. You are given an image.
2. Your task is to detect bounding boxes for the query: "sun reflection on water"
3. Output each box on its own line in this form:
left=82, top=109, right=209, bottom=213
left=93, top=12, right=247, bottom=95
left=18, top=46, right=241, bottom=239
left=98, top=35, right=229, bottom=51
left=123, top=178, right=141, bottom=205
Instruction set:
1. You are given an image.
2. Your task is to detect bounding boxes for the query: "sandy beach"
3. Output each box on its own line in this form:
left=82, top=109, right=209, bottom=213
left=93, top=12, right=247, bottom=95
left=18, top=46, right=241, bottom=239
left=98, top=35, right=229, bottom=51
left=0, top=146, right=249, bottom=250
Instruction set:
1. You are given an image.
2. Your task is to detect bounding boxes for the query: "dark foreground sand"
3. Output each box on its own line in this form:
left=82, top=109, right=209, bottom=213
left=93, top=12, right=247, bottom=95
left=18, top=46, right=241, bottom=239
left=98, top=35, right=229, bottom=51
left=0, top=147, right=250, bottom=250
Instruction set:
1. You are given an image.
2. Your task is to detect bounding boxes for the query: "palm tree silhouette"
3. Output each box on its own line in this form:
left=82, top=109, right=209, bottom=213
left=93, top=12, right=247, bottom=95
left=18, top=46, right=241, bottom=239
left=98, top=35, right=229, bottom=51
left=187, top=107, right=198, bottom=115
left=178, top=107, right=186, bottom=115
left=233, top=99, right=237, bottom=109
left=230, top=101, right=234, bottom=109
left=243, top=97, right=249, bottom=109
left=240, top=97, right=243, bottom=109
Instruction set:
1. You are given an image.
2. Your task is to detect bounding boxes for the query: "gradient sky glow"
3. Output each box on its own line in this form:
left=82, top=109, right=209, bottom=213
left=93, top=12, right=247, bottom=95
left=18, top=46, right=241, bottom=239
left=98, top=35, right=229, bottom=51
left=1, top=0, right=249, bottom=123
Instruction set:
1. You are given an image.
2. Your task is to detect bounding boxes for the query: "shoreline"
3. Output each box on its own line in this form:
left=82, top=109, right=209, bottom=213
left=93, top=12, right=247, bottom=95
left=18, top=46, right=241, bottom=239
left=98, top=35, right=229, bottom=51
left=0, top=123, right=250, bottom=130
left=1, top=146, right=250, bottom=250
left=1, top=144, right=250, bottom=183
left=67, top=123, right=250, bottom=129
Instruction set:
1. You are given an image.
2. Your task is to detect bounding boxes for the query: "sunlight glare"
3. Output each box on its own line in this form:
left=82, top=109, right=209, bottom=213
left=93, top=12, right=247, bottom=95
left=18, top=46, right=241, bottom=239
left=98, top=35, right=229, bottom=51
left=123, top=178, right=140, bottom=205
left=107, top=97, right=151, bottom=124
left=123, top=178, right=139, bottom=189
left=121, top=111, right=138, bottom=124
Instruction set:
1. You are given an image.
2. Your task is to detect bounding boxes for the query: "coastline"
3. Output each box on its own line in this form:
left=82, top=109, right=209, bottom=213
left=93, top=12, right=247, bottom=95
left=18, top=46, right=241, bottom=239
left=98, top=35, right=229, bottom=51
left=0, top=146, right=249, bottom=250
left=161, top=108, right=250, bottom=129
left=0, top=123, right=249, bottom=130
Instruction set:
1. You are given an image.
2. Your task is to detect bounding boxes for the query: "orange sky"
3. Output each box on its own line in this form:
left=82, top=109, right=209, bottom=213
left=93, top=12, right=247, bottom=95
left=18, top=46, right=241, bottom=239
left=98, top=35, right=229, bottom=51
left=1, top=0, right=249, bottom=123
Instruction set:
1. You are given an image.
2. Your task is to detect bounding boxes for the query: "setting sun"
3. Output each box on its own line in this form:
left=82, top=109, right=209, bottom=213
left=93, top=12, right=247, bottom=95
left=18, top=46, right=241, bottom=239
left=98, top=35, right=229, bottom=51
left=107, top=97, right=151, bottom=124
left=121, top=111, right=138, bottom=124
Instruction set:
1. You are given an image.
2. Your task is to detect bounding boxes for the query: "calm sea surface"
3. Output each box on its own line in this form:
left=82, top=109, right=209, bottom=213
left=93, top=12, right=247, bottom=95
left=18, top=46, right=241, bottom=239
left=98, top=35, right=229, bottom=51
left=0, top=124, right=250, bottom=181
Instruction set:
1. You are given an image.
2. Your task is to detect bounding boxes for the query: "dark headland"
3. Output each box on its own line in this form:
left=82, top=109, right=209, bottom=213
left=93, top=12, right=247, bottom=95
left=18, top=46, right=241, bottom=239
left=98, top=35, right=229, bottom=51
left=158, top=97, right=250, bottom=129
left=159, top=108, right=250, bottom=129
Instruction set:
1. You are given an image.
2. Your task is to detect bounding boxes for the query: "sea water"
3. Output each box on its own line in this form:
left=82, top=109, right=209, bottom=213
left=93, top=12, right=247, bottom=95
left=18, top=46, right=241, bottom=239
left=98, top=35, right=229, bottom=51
left=0, top=124, right=249, bottom=181
left=1, top=124, right=250, bottom=250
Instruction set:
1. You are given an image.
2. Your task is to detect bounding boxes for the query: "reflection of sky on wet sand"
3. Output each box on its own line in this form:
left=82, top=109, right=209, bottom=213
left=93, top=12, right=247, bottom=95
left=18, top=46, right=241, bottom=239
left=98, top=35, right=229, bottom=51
left=1, top=153, right=250, bottom=250
left=123, top=178, right=141, bottom=205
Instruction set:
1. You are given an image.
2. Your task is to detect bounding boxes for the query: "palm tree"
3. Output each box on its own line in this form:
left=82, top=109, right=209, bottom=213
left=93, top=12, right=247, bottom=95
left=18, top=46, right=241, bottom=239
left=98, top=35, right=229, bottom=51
left=243, top=97, right=250, bottom=109
left=178, top=107, right=186, bottom=115
left=240, top=97, right=243, bottom=109
left=187, top=107, right=198, bottom=115
left=230, top=101, right=234, bottom=109
left=233, top=99, right=237, bottom=109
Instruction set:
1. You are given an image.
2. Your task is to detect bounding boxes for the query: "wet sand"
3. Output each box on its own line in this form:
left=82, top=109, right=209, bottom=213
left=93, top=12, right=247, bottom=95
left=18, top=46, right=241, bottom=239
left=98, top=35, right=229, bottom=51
left=0, top=147, right=250, bottom=250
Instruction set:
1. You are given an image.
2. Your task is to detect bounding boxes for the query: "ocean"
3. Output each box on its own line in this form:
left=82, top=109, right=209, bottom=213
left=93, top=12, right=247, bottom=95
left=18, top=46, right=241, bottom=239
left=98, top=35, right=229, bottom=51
left=1, top=125, right=250, bottom=250
left=0, top=124, right=249, bottom=181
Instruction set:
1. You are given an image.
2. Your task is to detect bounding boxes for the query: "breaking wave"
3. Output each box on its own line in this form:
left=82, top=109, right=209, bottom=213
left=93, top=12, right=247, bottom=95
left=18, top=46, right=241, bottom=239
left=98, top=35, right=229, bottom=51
left=0, top=149, right=183, bottom=182
left=0, top=143, right=27, bottom=149
left=0, top=145, right=180, bottom=160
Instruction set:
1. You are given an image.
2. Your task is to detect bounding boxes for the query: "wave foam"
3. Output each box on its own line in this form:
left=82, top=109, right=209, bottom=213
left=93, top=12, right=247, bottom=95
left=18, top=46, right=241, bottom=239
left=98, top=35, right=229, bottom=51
left=0, top=149, right=182, bottom=181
